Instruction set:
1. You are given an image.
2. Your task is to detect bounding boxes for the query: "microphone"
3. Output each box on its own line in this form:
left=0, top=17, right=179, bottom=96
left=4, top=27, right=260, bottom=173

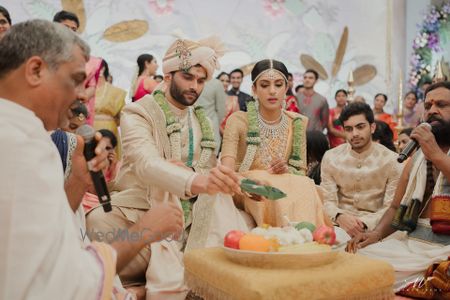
left=397, top=123, right=432, bottom=163
left=76, top=125, right=112, bottom=212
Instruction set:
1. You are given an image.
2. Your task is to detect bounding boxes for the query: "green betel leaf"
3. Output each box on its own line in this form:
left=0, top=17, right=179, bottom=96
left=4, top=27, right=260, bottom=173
left=240, top=179, right=287, bottom=200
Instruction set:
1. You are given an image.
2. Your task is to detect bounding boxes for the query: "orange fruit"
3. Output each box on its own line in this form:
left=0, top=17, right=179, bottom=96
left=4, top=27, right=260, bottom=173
left=238, top=234, right=279, bottom=252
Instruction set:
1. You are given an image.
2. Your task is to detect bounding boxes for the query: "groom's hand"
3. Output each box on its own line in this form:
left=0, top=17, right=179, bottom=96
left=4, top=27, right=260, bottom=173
left=168, top=159, right=193, bottom=172
left=191, top=165, right=241, bottom=195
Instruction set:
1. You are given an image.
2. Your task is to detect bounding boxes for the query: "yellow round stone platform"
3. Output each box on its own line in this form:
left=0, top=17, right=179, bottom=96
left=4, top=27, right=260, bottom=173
left=185, top=247, right=395, bottom=300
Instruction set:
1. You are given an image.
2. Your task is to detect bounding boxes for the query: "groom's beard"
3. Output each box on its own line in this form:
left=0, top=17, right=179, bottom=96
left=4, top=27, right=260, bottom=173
left=170, top=80, right=200, bottom=107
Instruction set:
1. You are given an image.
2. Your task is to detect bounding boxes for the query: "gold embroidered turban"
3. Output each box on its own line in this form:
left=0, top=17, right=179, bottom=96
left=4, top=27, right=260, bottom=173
left=162, top=36, right=225, bottom=81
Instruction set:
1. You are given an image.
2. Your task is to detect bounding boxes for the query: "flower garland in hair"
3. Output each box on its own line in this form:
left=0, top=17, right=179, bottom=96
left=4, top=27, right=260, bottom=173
left=153, top=90, right=215, bottom=169
left=240, top=98, right=304, bottom=174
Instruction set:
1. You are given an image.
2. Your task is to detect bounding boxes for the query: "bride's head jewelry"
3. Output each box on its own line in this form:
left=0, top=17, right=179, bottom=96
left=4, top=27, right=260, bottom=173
left=252, top=59, right=288, bottom=84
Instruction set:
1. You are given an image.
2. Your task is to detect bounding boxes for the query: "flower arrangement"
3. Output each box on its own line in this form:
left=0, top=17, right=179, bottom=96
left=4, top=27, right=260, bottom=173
left=408, top=3, right=450, bottom=90
left=263, top=0, right=286, bottom=17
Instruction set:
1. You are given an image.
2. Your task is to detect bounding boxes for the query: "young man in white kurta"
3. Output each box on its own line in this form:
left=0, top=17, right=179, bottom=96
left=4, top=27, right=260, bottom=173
left=320, top=102, right=403, bottom=237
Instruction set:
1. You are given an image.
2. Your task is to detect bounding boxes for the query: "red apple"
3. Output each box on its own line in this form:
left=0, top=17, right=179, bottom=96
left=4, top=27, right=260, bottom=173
left=313, top=225, right=336, bottom=245
left=224, top=230, right=245, bottom=249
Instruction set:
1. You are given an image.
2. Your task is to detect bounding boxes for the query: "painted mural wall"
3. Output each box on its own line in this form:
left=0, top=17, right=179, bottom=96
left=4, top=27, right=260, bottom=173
left=5, top=0, right=414, bottom=111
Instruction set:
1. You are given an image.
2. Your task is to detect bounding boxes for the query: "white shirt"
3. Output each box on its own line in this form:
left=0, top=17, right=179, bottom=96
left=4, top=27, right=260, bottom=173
left=0, top=99, right=105, bottom=299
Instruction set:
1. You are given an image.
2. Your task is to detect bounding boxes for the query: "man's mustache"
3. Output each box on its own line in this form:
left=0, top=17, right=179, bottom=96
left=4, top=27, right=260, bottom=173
left=185, top=90, right=198, bottom=98
left=426, top=116, right=444, bottom=124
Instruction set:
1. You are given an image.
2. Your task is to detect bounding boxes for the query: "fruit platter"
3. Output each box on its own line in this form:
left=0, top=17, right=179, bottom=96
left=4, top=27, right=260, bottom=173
left=222, top=223, right=339, bottom=269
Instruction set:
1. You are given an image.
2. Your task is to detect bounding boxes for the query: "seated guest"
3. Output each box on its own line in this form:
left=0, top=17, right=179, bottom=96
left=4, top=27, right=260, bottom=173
left=401, top=91, right=421, bottom=128
left=372, top=120, right=396, bottom=152
left=0, top=5, right=11, bottom=40
left=306, top=130, right=330, bottom=185
left=328, top=89, right=348, bottom=148
left=0, top=19, right=182, bottom=299
left=397, top=127, right=413, bottom=153
left=373, top=93, right=398, bottom=139
left=347, top=82, right=450, bottom=298
left=320, top=102, right=403, bottom=237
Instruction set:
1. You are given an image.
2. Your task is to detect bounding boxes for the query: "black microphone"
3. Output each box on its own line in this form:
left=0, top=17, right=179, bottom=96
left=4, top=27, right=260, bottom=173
left=76, top=125, right=112, bottom=212
left=397, top=123, right=432, bottom=163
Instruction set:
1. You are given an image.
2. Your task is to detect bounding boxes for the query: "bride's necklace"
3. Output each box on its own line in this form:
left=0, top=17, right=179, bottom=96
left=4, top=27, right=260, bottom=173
left=258, top=112, right=282, bottom=124
left=258, top=111, right=288, bottom=140
left=240, top=97, right=305, bottom=175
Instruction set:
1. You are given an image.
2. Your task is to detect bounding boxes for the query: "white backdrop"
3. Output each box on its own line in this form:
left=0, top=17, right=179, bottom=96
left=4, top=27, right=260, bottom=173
left=4, top=0, right=410, bottom=111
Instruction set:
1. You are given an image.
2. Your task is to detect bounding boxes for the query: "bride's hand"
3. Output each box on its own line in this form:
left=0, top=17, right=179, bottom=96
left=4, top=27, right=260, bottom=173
left=268, top=158, right=289, bottom=174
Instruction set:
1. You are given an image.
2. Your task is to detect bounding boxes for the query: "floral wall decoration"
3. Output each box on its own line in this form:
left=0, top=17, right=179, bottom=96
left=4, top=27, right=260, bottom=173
left=263, top=0, right=286, bottom=17
left=408, top=2, right=450, bottom=91
left=9, top=0, right=404, bottom=105
left=148, top=0, right=174, bottom=16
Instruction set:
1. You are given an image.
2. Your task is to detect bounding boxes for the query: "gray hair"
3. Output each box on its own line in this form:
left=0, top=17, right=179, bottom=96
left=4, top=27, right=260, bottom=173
left=0, top=19, right=90, bottom=78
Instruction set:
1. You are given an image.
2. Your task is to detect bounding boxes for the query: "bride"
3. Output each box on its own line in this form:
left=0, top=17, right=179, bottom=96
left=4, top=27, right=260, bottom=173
left=190, top=59, right=331, bottom=250
left=221, top=59, right=331, bottom=228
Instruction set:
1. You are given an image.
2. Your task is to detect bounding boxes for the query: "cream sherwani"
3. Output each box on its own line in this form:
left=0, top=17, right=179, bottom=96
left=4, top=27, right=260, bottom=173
left=0, top=99, right=115, bottom=299
left=320, top=142, right=403, bottom=230
left=87, top=94, right=224, bottom=295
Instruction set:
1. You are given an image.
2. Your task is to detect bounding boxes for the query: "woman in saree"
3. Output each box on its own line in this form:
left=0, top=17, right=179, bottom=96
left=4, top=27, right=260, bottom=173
left=373, top=93, right=398, bottom=140
left=221, top=59, right=331, bottom=228
left=93, top=59, right=126, bottom=157
left=217, top=71, right=239, bottom=135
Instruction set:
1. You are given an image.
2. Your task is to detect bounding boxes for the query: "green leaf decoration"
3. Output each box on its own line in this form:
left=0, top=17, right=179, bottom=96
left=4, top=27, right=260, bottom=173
left=299, top=54, right=329, bottom=80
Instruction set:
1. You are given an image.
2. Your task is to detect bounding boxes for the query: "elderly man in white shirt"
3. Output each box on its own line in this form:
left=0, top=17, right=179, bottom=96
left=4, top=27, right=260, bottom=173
left=0, top=19, right=184, bottom=300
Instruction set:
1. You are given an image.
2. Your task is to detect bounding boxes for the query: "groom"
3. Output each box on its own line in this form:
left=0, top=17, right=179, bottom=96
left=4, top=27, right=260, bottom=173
left=86, top=37, right=240, bottom=296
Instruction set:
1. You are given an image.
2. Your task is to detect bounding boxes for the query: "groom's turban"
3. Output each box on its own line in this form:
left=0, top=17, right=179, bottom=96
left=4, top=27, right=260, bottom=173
left=162, top=36, right=225, bottom=81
